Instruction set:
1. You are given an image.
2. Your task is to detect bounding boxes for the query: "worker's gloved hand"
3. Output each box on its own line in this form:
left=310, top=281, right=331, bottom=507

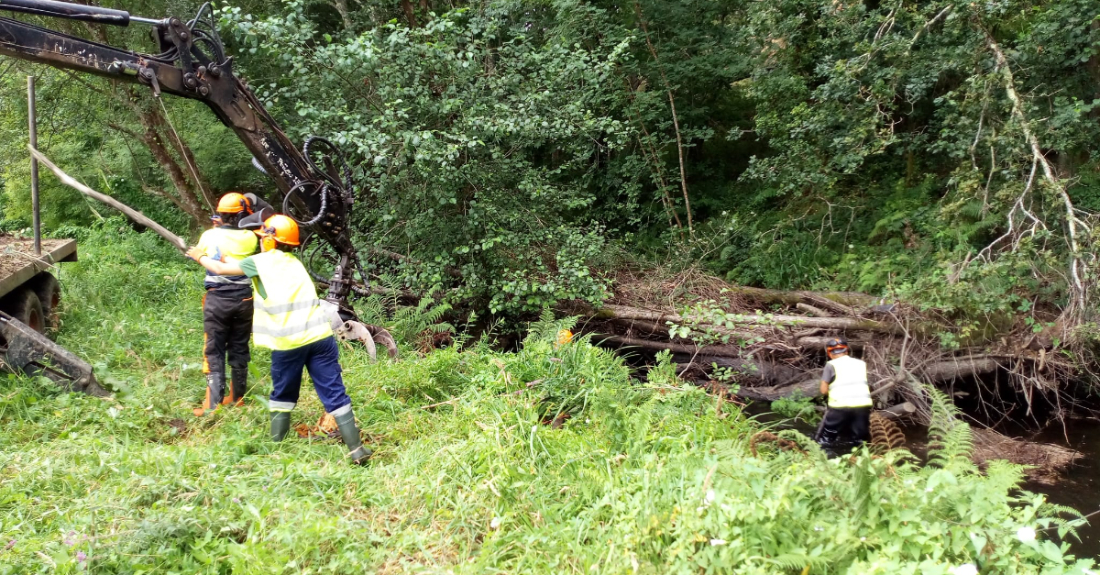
left=185, top=246, right=205, bottom=262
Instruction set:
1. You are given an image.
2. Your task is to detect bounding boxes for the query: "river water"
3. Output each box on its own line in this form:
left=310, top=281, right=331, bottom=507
left=754, top=407, right=1100, bottom=559
left=1024, top=417, right=1100, bottom=558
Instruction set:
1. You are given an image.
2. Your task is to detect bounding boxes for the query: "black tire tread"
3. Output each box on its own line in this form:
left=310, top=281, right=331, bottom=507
left=28, top=272, right=61, bottom=333
left=3, top=288, right=45, bottom=334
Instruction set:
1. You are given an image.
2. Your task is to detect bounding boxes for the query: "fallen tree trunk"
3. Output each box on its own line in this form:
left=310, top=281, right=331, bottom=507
left=790, top=336, right=868, bottom=350
left=920, top=356, right=1001, bottom=382
left=605, top=316, right=689, bottom=338
left=592, top=333, right=746, bottom=358
left=876, top=401, right=918, bottom=421
left=796, top=303, right=831, bottom=317
left=30, top=147, right=187, bottom=251
left=722, top=286, right=875, bottom=311
left=733, top=378, right=821, bottom=402
left=594, top=304, right=903, bottom=334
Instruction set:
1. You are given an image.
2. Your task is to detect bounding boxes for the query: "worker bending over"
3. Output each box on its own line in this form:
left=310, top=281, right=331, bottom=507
left=192, top=192, right=260, bottom=416
left=187, top=214, right=371, bottom=464
left=815, top=338, right=872, bottom=450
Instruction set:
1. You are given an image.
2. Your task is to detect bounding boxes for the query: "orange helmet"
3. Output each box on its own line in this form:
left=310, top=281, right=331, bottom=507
left=216, top=192, right=251, bottom=214
left=257, top=214, right=300, bottom=251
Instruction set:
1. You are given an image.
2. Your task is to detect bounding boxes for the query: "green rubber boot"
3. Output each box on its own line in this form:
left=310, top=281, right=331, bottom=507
left=270, top=411, right=292, bottom=442
left=333, top=409, right=372, bottom=465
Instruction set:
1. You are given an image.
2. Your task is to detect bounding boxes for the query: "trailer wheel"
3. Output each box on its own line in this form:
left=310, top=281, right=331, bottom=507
left=29, top=273, right=61, bottom=335
left=6, top=288, right=45, bottom=335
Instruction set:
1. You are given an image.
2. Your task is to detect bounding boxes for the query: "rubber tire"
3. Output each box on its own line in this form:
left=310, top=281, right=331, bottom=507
left=29, top=272, right=61, bottom=335
left=7, top=288, right=45, bottom=335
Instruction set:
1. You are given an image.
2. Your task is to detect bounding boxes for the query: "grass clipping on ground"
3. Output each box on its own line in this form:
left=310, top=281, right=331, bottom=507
left=0, top=221, right=1094, bottom=573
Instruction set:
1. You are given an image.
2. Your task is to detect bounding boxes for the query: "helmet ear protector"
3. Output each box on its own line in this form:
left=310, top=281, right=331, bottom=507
left=260, top=231, right=278, bottom=252
left=238, top=207, right=274, bottom=230
left=254, top=214, right=300, bottom=251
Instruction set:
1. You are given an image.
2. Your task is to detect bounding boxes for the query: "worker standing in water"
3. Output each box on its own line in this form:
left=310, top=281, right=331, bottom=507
left=815, top=337, right=872, bottom=451
left=192, top=192, right=260, bottom=416
left=186, top=213, right=372, bottom=465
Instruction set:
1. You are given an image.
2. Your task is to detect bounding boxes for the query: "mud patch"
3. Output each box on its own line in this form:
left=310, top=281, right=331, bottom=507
left=970, top=428, right=1082, bottom=485
left=151, top=417, right=191, bottom=443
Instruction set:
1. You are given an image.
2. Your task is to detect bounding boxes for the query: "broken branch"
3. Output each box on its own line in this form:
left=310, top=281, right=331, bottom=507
left=29, top=146, right=187, bottom=251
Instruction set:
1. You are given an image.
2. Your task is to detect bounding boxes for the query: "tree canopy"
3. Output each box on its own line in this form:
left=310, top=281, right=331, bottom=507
left=0, top=0, right=1097, bottom=325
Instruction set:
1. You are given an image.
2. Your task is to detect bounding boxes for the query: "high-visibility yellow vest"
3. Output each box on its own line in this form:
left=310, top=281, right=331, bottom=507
left=827, top=355, right=872, bottom=408
left=197, top=227, right=259, bottom=288
left=248, top=250, right=333, bottom=351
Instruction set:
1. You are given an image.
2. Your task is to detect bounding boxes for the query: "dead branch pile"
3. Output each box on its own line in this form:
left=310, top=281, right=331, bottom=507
left=970, top=428, right=1083, bottom=485
left=564, top=267, right=1077, bottom=427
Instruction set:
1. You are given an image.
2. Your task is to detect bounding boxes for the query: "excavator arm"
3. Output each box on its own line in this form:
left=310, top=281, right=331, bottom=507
left=0, top=1, right=389, bottom=352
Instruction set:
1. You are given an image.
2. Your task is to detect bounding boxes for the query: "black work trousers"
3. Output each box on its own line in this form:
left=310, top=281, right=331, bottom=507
left=815, top=406, right=871, bottom=451
left=203, top=288, right=253, bottom=380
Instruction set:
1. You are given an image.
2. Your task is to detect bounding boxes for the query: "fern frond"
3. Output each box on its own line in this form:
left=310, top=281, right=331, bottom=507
left=982, top=459, right=1025, bottom=493
left=925, top=385, right=974, bottom=468
left=526, top=311, right=579, bottom=345
left=768, top=552, right=835, bottom=571
left=869, top=412, right=906, bottom=454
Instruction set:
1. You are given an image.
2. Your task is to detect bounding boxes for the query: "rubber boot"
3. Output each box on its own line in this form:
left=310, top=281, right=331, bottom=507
left=223, top=367, right=247, bottom=407
left=270, top=412, right=292, bottom=442
left=333, top=410, right=372, bottom=465
left=193, top=374, right=224, bottom=417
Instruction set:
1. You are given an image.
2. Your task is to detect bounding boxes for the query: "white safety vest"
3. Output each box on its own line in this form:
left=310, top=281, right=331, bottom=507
left=826, top=355, right=872, bottom=408
left=249, top=250, right=334, bottom=351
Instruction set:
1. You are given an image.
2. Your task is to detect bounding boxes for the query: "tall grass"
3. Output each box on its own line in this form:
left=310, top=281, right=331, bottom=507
left=0, top=219, right=1093, bottom=573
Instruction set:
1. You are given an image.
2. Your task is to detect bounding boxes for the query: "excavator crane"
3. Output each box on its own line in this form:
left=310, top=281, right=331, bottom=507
left=0, top=0, right=395, bottom=362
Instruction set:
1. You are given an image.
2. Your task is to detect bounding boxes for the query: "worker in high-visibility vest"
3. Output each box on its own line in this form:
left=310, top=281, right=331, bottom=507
left=191, top=192, right=260, bottom=416
left=186, top=214, right=371, bottom=464
left=815, top=337, right=872, bottom=449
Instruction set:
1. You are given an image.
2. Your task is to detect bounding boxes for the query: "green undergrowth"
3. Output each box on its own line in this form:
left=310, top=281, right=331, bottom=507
left=0, top=222, right=1095, bottom=573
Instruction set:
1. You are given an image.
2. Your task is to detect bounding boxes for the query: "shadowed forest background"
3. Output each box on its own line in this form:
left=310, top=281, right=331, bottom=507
left=1, top=0, right=1097, bottom=326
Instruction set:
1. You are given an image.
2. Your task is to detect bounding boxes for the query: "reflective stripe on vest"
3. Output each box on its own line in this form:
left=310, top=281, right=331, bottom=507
left=249, top=250, right=333, bottom=351
left=254, top=298, right=322, bottom=315
left=827, top=355, right=872, bottom=408
left=205, top=273, right=252, bottom=286
left=199, top=227, right=259, bottom=288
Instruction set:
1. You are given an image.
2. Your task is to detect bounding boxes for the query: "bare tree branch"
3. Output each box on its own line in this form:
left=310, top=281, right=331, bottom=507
left=986, top=32, right=1090, bottom=314
left=633, top=1, right=693, bottom=234
left=29, top=146, right=187, bottom=251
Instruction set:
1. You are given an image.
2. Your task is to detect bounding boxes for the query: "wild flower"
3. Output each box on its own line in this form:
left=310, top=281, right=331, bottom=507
left=951, top=564, right=978, bottom=575
left=1016, top=526, right=1036, bottom=543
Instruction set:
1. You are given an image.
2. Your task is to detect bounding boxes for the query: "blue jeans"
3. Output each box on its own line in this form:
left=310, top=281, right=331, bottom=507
left=268, top=336, right=351, bottom=415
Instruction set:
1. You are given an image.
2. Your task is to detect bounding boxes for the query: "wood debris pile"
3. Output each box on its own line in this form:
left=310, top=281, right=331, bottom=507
left=564, top=268, right=1077, bottom=428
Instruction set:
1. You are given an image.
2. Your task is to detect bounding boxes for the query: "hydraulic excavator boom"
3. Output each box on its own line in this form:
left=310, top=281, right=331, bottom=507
left=0, top=1, right=395, bottom=380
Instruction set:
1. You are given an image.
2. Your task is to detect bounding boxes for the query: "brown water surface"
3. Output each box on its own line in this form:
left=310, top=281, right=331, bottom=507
left=1025, top=417, right=1100, bottom=559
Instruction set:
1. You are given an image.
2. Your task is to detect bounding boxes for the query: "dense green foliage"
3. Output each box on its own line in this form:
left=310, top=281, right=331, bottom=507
left=1, top=0, right=1098, bottom=323
left=2, top=3, right=1099, bottom=570
left=0, top=226, right=1095, bottom=572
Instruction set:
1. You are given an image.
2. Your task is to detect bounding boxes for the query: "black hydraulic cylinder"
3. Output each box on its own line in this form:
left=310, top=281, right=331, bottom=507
left=0, top=0, right=133, bottom=26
